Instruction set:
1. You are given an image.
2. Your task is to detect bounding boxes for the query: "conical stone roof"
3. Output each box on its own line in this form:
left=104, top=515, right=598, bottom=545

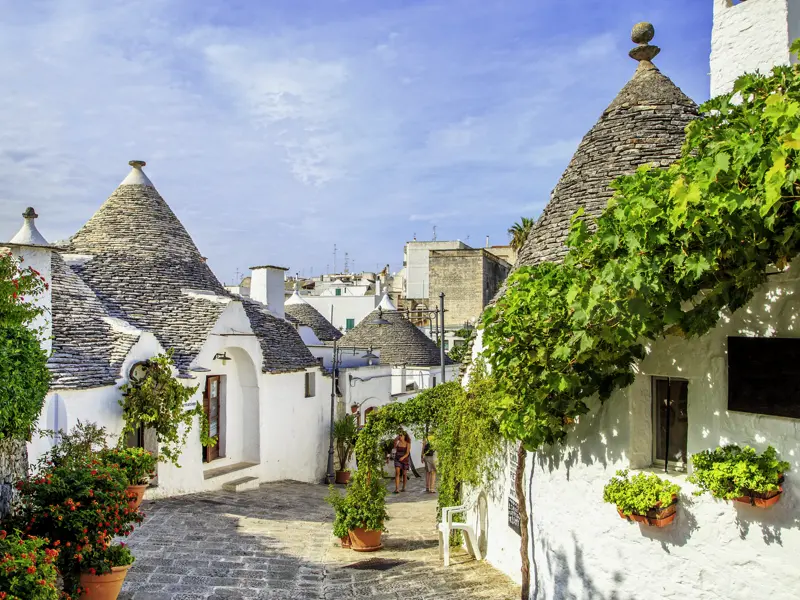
left=284, top=291, right=343, bottom=342
left=517, top=24, right=698, bottom=267
left=339, top=295, right=454, bottom=367
left=63, top=161, right=316, bottom=374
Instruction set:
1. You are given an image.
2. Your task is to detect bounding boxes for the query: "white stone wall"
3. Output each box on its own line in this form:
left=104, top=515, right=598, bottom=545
left=711, top=0, right=795, bottom=97
left=304, top=295, right=380, bottom=331
left=465, top=268, right=800, bottom=599
left=11, top=246, right=52, bottom=354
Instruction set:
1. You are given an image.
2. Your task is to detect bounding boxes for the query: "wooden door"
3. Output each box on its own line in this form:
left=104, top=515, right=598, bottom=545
left=203, top=376, right=221, bottom=462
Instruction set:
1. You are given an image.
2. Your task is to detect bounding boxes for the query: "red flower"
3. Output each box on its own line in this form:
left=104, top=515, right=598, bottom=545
left=27, top=566, right=36, bottom=574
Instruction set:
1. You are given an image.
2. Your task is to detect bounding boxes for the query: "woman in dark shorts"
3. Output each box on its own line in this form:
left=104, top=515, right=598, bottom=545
left=393, top=430, right=411, bottom=493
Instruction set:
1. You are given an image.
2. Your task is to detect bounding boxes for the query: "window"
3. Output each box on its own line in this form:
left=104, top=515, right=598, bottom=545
left=305, top=372, right=316, bottom=398
left=335, top=288, right=342, bottom=296
left=651, top=377, right=688, bottom=469
left=432, top=376, right=437, bottom=387
left=444, top=340, right=450, bottom=351
left=405, top=382, right=418, bottom=392
left=346, top=318, right=355, bottom=330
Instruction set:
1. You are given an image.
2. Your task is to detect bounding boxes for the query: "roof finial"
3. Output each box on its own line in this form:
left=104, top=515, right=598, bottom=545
left=22, top=207, right=38, bottom=219
left=629, top=22, right=660, bottom=63
left=129, top=160, right=146, bottom=169
left=9, top=206, right=49, bottom=247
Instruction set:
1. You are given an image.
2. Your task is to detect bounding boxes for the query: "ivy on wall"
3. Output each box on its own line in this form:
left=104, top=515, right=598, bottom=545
left=483, top=48, right=800, bottom=453
left=0, top=252, right=50, bottom=441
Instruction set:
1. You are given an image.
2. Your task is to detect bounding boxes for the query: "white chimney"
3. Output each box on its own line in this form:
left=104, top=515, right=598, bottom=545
left=485, top=235, right=490, bottom=248
left=7, top=207, right=53, bottom=354
left=250, top=265, right=288, bottom=319
left=375, top=278, right=382, bottom=297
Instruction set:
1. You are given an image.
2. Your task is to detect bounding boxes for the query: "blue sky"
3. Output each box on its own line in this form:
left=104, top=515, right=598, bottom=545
left=0, top=0, right=711, bottom=284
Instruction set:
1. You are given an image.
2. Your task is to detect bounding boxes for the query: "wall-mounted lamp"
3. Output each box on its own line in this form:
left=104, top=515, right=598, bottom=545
left=213, top=352, right=231, bottom=366
left=361, top=346, right=378, bottom=366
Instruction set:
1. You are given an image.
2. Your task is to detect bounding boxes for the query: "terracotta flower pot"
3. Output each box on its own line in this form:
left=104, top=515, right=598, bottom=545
left=349, top=528, right=383, bottom=552
left=617, top=495, right=678, bottom=527
left=734, top=487, right=783, bottom=508
left=340, top=534, right=352, bottom=548
left=126, top=484, right=148, bottom=510
left=335, top=470, right=351, bottom=485
left=79, top=565, right=131, bottom=599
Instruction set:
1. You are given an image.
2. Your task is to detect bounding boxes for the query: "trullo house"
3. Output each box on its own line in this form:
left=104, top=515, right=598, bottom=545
left=465, top=17, right=799, bottom=600
left=7, top=161, right=330, bottom=498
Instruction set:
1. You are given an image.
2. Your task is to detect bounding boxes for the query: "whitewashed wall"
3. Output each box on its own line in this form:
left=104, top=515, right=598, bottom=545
left=465, top=268, right=800, bottom=600
left=710, top=0, right=797, bottom=97
left=304, top=295, right=380, bottom=331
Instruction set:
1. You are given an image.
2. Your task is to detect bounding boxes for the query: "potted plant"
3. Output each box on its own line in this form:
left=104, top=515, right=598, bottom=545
left=327, top=474, right=389, bottom=551
left=0, top=530, right=60, bottom=599
left=603, top=470, right=681, bottom=527
left=333, top=415, right=358, bottom=484
left=78, top=543, right=135, bottom=599
left=14, top=458, right=143, bottom=598
left=689, top=445, right=789, bottom=507
left=326, top=487, right=352, bottom=548
left=99, top=447, right=156, bottom=510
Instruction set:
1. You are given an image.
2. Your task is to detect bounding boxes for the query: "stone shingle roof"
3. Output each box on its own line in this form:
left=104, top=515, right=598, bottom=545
left=48, top=253, right=140, bottom=390
left=284, top=292, right=342, bottom=342
left=242, top=299, right=319, bottom=372
left=339, top=301, right=454, bottom=367
left=61, top=161, right=315, bottom=377
left=516, top=37, right=698, bottom=268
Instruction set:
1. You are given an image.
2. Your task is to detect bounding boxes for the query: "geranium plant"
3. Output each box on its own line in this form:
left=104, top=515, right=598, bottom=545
left=689, top=445, right=789, bottom=501
left=99, top=447, right=156, bottom=486
left=13, top=458, right=143, bottom=595
left=603, top=470, right=680, bottom=517
left=0, top=529, right=59, bottom=600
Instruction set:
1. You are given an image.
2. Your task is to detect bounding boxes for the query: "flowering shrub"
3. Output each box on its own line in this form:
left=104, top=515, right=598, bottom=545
left=0, top=529, right=59, bottom=600
left=37, top=421, right=109, bottom=468
left=81, top=542, right=134, bottom=576
left=13, top=459, right=142, bottom=595
left=99, top=447, right=156, bottom=486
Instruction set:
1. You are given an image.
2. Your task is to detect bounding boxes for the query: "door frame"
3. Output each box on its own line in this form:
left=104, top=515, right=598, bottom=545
left=203, top=375, right=222, bottom=463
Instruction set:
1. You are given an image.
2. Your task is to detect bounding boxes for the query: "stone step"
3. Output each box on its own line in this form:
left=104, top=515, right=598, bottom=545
left=222, top=476, right=260, bottom=493
left=203, top=461, right=258, bottom=481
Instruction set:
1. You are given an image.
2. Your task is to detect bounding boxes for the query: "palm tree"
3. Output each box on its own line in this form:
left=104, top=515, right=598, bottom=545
left=508, top=217, right=534, bottom=252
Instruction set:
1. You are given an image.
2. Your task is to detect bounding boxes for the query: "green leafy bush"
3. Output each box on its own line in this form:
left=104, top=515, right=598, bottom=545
left=0, top=530, right=59, bottom=600
left=99, top=447, right=156, bottom=486
left=689, top=445, right=789, bottom=500
left=603, top=470, right=680, bottom=516
left=119, top=351, right=210, bottom=465
left=37, top=421, right=109, bottom=467
left=326, top=475, right=388, bottom=534
left=333, top=415, right=357, bottom=472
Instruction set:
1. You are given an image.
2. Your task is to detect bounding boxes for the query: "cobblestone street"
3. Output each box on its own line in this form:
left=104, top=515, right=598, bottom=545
left=120, top=477, right=520, bottom=600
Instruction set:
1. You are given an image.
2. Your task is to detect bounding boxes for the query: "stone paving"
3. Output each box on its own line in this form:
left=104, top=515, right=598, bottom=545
left=120, top=476, right=520, bottom=599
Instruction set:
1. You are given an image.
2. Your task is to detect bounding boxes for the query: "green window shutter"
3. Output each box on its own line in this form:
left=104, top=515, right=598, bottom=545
left=336, top=288, right=342, bottom=296
left=346, top=318, right=355, bottom=330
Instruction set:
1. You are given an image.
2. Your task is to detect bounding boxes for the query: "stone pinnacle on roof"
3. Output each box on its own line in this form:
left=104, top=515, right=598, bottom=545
left=120, top=159, right=154, bottom=187
left=629, top=22, right=660, bottom=63
left=284, top=290, right=343, bottom=341
left=9, top=206, right=50, bottom=247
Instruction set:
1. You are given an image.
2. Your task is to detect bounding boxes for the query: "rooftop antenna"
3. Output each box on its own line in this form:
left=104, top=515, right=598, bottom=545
left=234, top=268, right=242, bottom=285
left=333, top=244, right=338, bottom=274
left=413, top=232, right=417, bottom=241
left=344, top=252, right=350, bottom=274
left=465, top=235, right=470, bottom=245
left=432, top=225, right=437, bottom=241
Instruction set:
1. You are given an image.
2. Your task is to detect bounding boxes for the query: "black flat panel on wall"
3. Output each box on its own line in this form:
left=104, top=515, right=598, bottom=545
left=728, top=336, right=800, bottom=419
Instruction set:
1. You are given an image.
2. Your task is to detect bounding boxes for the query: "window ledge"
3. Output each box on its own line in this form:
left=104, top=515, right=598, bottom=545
left=630, top=465, right=688, bottom=481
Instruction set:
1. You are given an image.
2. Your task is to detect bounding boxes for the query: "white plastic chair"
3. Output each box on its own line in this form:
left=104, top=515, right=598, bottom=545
left=437, top=504, right=482, bottom=567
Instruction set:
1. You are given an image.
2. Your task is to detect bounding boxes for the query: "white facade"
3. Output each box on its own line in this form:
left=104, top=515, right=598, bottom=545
left=27, top=293, right=330, bottom=499
left=710, top=0, right=800, bottom=96
left=304, top=295, right=381, bottom=332
left=465, top=268, right=800, bottom=600
left=250, top=265, right=287, bottom=319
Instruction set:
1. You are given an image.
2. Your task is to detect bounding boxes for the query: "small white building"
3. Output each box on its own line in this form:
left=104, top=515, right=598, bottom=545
left=10, top=161, right=331, bottom=498
left=465, top=20, right=800, bottom=600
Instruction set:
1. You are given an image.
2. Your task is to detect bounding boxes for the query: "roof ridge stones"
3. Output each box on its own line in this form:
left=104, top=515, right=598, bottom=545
left=516, top=23, right=698, bottom=268
left=338, top=307, right=454, bottom=367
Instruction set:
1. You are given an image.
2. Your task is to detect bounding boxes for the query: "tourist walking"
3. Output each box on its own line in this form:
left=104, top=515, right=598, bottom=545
left=422, top=437, right=437, bottom=493
left=393, top=430, right=411, bottom=493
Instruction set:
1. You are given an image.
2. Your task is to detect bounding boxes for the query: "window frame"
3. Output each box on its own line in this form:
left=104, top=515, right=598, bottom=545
left=304, top=372, right=316, bottom=398
left=650, top=376, right=689, bottom=471
left=345, top=318, right=355, bottom=330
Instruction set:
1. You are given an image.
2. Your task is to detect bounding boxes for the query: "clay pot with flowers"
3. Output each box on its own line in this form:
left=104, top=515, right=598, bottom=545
left=99, top=447, right=156, bottom=510
left=603, top=470, right=681, bottom=527
left=0, top=529, right=60, bottom=600
left=78, top=542, right=135, bottom=599
left=13, top=457, right=143, bottom=599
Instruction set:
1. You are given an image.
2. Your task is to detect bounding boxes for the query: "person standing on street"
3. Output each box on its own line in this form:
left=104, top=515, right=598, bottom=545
left=422, top=437, right=437, bottom=493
